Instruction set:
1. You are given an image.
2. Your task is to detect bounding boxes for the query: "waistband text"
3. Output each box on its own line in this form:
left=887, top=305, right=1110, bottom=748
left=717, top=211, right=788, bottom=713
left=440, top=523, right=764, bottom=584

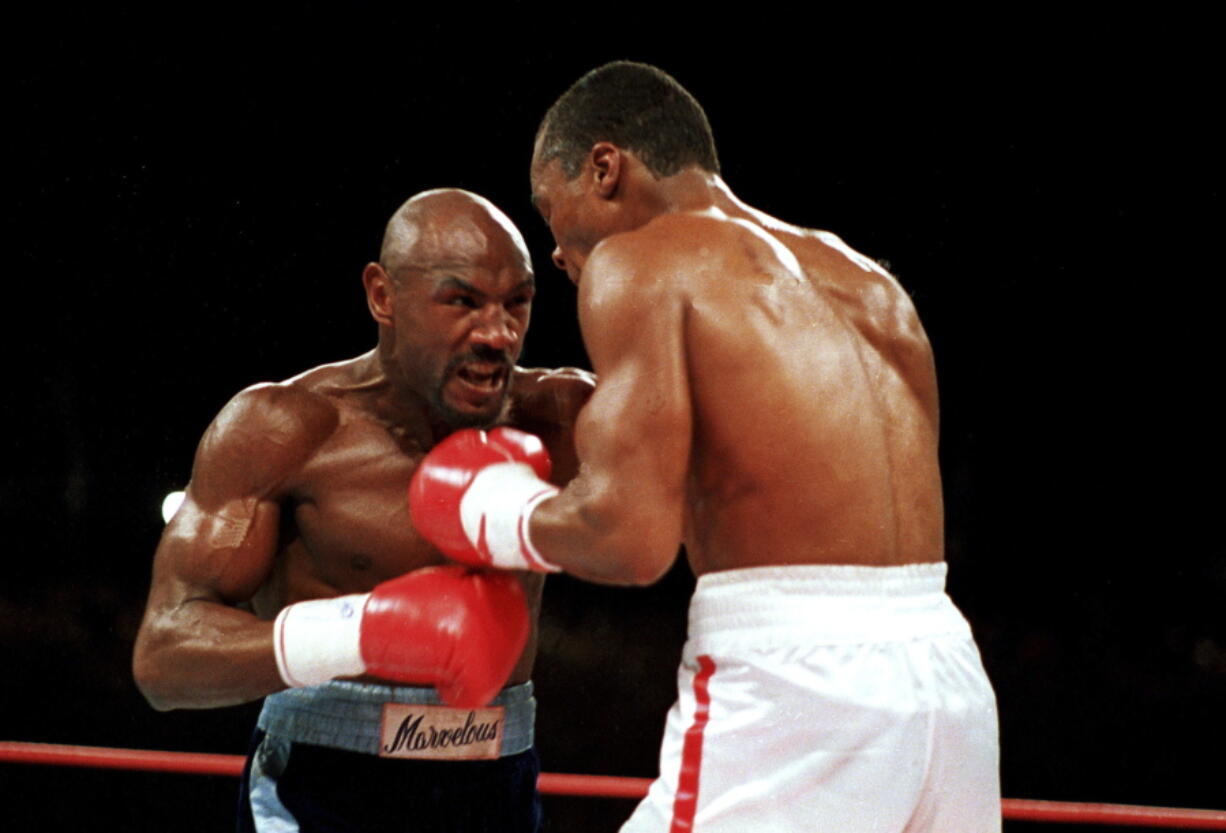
left=379, top=703, right=504, bottom=761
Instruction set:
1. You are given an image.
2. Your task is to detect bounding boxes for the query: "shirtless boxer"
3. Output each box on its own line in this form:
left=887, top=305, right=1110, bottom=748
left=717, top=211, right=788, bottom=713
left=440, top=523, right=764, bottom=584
left=132, top=188, right=593, bottom=833
left=408, top=64, right=1001, bottom=831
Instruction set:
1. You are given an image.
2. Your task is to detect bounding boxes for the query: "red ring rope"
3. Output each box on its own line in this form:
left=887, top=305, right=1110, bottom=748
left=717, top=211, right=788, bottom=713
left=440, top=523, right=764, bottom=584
left=3, top=741, right=1224, bottom=829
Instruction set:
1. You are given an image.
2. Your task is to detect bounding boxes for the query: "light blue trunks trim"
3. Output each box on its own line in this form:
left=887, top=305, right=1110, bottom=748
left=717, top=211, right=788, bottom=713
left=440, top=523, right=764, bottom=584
left=257, top=680, right=535, bottom=758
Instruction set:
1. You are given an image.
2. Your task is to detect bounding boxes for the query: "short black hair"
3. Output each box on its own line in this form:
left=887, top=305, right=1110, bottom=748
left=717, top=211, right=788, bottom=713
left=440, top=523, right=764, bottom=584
left=536, top=61, right=720, bottom=180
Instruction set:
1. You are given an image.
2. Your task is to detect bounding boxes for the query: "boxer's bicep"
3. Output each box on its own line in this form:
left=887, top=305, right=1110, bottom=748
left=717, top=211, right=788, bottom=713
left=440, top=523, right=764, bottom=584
left=134, top=387, right=337, bottom=703
left=578, top=291, right=691, bottom=512
left=534, top=246, right=690, bottom=583
left=157, top=385, right=330, bottom=606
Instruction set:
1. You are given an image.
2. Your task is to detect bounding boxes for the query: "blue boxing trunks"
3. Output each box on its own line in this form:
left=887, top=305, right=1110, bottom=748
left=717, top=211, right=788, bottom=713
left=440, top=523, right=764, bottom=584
left=236, top=680, right=540, bottom=833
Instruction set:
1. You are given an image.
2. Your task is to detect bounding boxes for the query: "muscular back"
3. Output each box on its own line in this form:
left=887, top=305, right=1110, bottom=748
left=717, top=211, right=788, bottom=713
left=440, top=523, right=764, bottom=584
left=577, top=210, right=942, bottom=577
left=689, top=213, right=942, bottom=572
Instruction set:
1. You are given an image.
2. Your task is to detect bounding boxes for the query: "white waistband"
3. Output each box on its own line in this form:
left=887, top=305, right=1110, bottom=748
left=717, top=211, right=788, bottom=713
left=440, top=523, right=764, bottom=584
left=696, top=562, right=948, bottom=596
left=688, top=562, right=968, bottom=647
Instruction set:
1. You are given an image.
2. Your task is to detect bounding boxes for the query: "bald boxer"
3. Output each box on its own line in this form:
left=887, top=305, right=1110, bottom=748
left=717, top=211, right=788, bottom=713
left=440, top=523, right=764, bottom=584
left=133, top=189, right=593, bottom=833
left=410, top=65, right=1001, bottom=831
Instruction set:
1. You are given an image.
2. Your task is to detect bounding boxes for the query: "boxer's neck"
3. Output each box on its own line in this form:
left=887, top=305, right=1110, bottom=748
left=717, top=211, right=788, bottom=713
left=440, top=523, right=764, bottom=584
left=637, top=168, right=751, bottom=225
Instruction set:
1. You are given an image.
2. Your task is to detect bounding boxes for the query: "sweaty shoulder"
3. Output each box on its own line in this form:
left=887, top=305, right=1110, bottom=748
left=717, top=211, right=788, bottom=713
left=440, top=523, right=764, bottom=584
left=599, top=210, right=747, bottom=265
left=773, top=224, right=939, bottom=418
left=191, top=380, right=340, bottom=507
left=588, top=210, right=804, bottom=296
left=509, top=366, right=596, bottom=430
left=507, top=367, right=594, bottom=485
left=673, top=207, right=929, bottom=351
left=799, top=229, right=932, bottom=351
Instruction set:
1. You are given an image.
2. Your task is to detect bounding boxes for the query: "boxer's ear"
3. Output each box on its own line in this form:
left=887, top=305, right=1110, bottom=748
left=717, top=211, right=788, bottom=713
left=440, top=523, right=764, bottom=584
left=590, top=142, right=622, bottom=200
left=363, top=262, right=395, bottom=326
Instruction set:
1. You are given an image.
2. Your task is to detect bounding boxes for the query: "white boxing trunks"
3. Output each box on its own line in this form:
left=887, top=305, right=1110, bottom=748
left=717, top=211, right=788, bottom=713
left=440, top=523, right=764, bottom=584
left=620, top=562, right=1000, bottom=833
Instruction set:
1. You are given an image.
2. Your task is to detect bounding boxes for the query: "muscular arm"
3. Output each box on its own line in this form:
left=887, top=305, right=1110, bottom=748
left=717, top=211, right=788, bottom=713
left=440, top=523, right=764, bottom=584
left=530, top=239, right=692, bottom=585
left=509, top=366, right=596, bottom=486
left=132, top=384, right=336, bottom=710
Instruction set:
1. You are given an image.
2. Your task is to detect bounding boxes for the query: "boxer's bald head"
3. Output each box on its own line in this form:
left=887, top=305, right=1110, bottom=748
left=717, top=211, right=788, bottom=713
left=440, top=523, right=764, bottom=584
left=535, top=61, right=720, bottom=181
left=364, top=188, right=534, bottom=429
left=379, top=188, right=531, bottom=282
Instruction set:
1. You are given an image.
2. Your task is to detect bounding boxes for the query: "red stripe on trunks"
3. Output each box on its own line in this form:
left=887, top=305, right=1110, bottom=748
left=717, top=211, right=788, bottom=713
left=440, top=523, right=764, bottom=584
left=670, top=655, right=716, bottom=832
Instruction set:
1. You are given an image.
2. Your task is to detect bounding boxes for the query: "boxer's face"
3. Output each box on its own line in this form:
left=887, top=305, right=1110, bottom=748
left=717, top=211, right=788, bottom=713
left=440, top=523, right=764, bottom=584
left=389, top=217, right=534, bottom=427
left=530, top=153, right=599, bottom=286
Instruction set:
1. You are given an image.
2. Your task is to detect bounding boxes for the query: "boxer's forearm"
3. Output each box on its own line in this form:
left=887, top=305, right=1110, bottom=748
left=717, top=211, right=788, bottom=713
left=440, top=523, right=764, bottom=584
left=132, top=600, right=284, bottom=710
left=528, top=474, right=682, bottom=585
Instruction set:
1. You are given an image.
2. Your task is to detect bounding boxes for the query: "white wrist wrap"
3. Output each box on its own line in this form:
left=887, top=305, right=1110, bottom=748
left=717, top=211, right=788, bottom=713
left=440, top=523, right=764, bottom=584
left=273, top=592, right=370, bottom=688
left=459, top=462, right=561, bottom=572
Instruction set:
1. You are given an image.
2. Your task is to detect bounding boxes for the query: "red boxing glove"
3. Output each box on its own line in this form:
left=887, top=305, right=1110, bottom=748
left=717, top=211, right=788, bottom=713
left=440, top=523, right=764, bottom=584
left=273, top=565, right=529, bottom=707
left=409, top=427, right=561, bottom=572
left=361, top=567, right=528, bottom=707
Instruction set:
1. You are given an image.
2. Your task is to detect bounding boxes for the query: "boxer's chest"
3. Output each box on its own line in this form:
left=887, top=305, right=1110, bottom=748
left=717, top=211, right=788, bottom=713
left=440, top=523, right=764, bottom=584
left=286, top=417, right=446, bottom=588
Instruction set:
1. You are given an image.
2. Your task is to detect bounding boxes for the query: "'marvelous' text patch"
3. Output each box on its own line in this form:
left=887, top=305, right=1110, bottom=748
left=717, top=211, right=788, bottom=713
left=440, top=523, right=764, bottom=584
left=379, top=703, right=504, bottom=760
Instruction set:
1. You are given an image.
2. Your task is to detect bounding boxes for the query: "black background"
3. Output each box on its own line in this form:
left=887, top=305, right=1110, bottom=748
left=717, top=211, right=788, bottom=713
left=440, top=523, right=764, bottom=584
left=4, top=7, right=1222, bottom=831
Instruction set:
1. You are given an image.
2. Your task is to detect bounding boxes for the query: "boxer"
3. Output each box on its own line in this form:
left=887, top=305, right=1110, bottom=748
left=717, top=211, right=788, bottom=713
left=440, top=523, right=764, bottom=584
left=410, top=64, right=1002, bottom=832
left=133, top=188, right=593, bottom=833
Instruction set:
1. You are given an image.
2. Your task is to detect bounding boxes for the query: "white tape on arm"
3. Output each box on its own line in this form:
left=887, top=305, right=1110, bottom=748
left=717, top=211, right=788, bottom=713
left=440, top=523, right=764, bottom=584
left=273, top=593, right=370, bottom=688
left=459, top=462, right=561, bottom=572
